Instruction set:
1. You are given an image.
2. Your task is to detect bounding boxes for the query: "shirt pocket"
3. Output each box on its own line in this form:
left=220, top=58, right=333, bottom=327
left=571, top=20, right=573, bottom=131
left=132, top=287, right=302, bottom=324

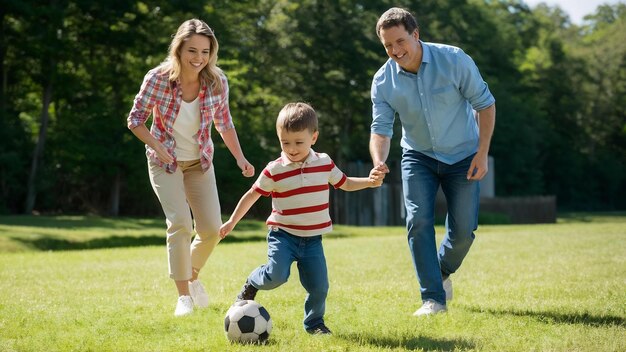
left=431, top=84, right=462, bottom=106
left=200, top=101, right=220, bottom=118
left=156, top=96, right=175, bottom=118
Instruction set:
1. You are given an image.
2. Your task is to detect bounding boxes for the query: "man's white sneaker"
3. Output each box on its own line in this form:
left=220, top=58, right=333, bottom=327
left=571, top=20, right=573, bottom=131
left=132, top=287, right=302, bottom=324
left=413, top=299, right=447, bottom=316
left=174, top=295, right=194, bottom=316
left=189, top=280, right=209, bottom=308
left=443, top=277, right=453, bottom=301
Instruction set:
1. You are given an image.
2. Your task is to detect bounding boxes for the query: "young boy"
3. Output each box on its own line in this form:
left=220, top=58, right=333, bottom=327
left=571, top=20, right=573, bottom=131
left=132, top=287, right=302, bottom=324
left=219, top=102, right=383, bottom=335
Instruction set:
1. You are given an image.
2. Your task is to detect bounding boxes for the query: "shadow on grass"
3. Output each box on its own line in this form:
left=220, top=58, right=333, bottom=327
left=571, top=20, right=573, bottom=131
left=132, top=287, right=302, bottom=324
left=12, top=235, right=165, bottom=251
left=558, top=211, right=626, bottom=223
left=0, top=215, right=163, bottom=229
left=464, top=305, right=625, bottom=327
left=340, top=333, right=475, bottom=351
left=11, top=233, right=267, bottom=251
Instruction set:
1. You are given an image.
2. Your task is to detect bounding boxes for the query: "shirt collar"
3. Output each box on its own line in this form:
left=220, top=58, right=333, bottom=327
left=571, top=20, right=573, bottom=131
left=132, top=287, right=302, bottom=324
left=395, top=40, right=430, bottom=75
left=172, top=78, right=208, bottom=94
left=279, top=148, right=319, bottom=166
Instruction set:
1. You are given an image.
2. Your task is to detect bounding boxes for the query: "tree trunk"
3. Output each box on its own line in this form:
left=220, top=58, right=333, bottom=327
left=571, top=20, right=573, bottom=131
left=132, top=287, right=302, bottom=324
left=109, top=169, right=121, bottom=216
left=0, top=14, right=6, bottom=112
left=24, top=82, right=53, bottom=214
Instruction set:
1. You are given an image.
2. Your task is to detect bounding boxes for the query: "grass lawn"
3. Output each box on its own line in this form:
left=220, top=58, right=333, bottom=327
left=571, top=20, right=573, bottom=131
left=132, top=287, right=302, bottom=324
left=0, top=214, right=624, bottom=351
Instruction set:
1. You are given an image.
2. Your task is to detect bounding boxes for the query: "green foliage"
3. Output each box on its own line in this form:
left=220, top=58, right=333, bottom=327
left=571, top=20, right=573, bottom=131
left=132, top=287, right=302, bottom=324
left=1, top=0, right=625, bottom=215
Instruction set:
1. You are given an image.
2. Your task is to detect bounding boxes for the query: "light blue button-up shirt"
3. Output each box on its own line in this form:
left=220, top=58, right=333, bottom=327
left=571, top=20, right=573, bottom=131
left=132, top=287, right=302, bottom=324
left=371, top=41, right=495, bottom=165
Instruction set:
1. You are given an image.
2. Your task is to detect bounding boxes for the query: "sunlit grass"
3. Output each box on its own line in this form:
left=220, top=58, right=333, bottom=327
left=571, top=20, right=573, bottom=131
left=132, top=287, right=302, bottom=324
left=0, top=214, right=624, bottom=351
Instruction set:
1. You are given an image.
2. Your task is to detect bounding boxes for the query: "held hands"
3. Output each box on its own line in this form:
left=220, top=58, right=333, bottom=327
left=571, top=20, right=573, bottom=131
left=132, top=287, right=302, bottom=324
left=238, top=158, right=255, bottom=178
left=368, top=162, right=389, bottom=187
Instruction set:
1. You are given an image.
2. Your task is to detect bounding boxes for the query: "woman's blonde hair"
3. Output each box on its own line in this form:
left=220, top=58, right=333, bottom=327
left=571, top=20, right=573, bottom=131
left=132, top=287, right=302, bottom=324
left=159, top=19, right=223, bottom=93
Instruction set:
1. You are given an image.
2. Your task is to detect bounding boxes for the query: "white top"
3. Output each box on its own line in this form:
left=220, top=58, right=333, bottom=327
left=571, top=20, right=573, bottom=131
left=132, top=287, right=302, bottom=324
left=173, top=97, right=202, bottom=161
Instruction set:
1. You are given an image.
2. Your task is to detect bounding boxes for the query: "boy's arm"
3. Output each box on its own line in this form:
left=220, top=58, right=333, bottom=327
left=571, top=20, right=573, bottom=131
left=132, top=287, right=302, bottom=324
left=219, top=188, right=262, bottom=239
left=339, top=176, right=382, bottom=192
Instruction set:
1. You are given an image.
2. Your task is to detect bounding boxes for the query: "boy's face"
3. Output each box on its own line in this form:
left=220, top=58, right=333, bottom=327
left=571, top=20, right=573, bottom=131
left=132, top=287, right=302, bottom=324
left=278, top=128, right=318, bottom=163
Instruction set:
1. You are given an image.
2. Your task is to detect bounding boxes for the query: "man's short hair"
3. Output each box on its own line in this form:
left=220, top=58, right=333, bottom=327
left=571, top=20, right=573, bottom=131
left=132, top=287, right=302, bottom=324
left=376, top=7, right=419, bottom=37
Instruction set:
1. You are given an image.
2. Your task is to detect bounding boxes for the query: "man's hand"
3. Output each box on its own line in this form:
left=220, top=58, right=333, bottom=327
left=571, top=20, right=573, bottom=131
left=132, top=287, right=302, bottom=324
left=467, top=153, right=488, bottom=180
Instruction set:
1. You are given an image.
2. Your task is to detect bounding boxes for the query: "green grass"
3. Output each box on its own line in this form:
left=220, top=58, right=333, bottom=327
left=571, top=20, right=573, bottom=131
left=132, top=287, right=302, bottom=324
left=0, top=214, right=624, bottom=351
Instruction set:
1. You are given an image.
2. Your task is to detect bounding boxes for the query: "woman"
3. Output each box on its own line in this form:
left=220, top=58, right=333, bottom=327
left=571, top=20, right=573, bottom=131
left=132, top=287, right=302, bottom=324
left=127, top=19, right=255, bottom=316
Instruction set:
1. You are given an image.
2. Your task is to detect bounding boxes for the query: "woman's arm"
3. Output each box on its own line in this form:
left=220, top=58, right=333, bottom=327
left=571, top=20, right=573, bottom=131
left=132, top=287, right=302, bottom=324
left=220, top=128, right=255, bottom=177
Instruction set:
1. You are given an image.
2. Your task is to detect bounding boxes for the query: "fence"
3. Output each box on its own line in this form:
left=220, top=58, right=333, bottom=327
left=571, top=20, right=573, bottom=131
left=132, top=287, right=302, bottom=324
left=330, top=160, right=556, bottom=225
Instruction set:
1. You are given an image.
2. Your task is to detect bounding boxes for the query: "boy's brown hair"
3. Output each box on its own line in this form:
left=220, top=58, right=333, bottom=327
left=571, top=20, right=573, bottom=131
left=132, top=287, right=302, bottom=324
left=276, top=102, right=318, bottom=133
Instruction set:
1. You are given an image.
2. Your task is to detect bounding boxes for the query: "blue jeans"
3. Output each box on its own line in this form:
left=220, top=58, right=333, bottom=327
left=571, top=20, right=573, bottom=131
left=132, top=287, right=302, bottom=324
left=247, top=228, right=328, bottom=330
left=401, top=149, right=479, bottom=305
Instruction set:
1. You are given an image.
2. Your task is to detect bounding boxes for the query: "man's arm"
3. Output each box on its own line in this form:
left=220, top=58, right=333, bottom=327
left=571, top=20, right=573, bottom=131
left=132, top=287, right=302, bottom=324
left=467, top=104, right=496, bottom=180
left=369, top=133, right=391, bottom=174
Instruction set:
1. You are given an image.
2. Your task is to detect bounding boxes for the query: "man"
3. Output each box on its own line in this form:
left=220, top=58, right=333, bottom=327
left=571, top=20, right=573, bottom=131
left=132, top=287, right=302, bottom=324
left=369, top=7, right=496, bottom=316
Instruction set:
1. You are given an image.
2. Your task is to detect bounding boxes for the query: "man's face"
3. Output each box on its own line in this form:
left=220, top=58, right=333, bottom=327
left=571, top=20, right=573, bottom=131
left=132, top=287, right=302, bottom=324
left=379, top=25, right=421, bottom=73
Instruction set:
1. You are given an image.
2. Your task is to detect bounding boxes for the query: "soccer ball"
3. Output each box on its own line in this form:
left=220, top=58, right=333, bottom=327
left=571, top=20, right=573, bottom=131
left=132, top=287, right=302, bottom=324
left=224, top=300, right=272, bottom=344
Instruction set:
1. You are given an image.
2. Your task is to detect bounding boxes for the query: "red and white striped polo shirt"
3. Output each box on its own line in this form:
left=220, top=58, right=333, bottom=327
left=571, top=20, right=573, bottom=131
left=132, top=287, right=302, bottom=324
left=252, top=149, right=347, bottom=237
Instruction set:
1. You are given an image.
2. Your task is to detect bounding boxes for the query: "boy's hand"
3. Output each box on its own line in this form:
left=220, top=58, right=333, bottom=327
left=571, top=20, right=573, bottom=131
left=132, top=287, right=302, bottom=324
left=369, top=177, right=383, bottom=187
left=219, top=220, right=235, bottom=239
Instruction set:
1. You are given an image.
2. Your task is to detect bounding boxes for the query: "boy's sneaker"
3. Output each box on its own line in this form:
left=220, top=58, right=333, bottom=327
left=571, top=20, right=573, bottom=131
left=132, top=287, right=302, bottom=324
left=235, top=280, right=258, bottom=302
left=306, top=323, right=332, bottom=335
left=443, top=276, right=453, bottom=301
left=413, top=299, right=447, bottom=317
left=189, top=280, right=209, bottom=308
left=174, top=295, right=194, bottom=317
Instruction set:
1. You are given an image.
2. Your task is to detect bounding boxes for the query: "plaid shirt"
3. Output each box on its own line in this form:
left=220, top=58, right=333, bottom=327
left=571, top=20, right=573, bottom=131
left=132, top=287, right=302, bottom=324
left=127, top=67, right=234, bottom=173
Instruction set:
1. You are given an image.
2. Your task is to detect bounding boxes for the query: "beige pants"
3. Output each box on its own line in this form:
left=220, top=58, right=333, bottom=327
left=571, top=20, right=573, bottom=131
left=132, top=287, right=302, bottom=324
left=148, top=159, right=221, bottom=280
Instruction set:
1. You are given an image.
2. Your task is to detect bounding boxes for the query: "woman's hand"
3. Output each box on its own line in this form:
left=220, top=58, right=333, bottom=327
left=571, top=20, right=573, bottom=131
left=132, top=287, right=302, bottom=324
left=153, top=142, right=174, bottom=164
left=238, top=158, right=255, bottom=177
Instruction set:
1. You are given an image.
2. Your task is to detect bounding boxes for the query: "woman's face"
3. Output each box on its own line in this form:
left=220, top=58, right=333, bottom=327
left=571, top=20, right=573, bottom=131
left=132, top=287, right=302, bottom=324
left=179, top=34, right=211, bottom=75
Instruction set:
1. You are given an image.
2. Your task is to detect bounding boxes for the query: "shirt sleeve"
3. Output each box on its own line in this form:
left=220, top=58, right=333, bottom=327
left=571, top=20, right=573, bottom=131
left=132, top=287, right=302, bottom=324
left=327, top=158, right=347, bottom=189
left=370, top=73, right=396, bottom=137
left=127, top=69, right=160, bottom=129
left=457, top=50, right=495, bottom=111
left=212, top=74, right=235, bottom=133
left=251, top=164, right=274, bottom=197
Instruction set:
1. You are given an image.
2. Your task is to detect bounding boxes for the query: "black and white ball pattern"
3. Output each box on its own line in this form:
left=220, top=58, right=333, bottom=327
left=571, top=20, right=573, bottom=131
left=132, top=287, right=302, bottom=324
left=224, top=300, right=272, bottom=343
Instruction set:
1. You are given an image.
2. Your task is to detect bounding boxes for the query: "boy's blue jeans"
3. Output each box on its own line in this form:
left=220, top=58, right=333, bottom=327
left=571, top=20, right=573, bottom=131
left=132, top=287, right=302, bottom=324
left=401, top=149, right=480, bottom=305
left=247, top=228, right=328, bottom=330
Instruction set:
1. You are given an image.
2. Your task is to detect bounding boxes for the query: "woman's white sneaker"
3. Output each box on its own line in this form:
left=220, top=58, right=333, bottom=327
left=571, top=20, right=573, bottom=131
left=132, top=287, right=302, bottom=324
left=189, top=280, right=209, bottom=308
left=174, top=295, right=194, bottom=316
